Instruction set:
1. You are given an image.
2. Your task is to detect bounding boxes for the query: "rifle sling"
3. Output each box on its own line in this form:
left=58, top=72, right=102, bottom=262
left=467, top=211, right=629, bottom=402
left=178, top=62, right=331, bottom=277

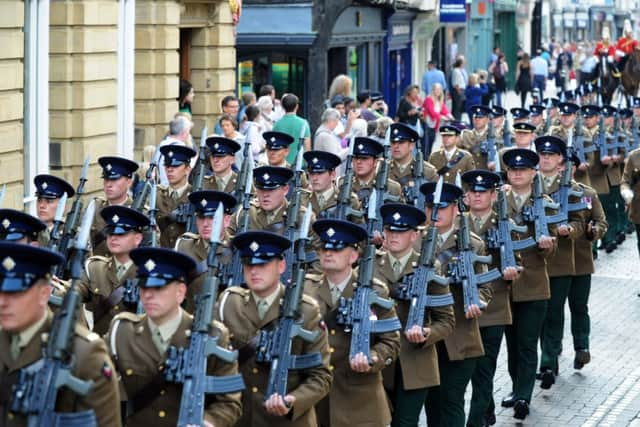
left=127, top=368, right=170, bottom=415
left=93, top=286, right=126, bottom=324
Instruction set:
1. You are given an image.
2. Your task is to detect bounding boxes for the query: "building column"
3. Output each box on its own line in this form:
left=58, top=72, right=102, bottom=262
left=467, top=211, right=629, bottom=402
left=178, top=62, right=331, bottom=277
left=134, top=0, right=180, bottom=153
left=49, top=0, right=119, bottom=194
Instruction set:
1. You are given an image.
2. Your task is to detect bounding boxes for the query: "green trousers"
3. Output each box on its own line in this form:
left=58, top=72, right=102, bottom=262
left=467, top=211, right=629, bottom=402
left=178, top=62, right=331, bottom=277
left=568, top=274, right=591, bottom=350
left=505, top=299, right=547, bottom=403
left=610, top=185, right=627, bottom=235
left=425, top=344, right=478, bottom=427
left=540, top=276, right=572, bottom=371
left=599, top=191, right=617, bottom=245
left=467, top=325, right=504, bottom=427
left=390, top=362, right=428, bottom=427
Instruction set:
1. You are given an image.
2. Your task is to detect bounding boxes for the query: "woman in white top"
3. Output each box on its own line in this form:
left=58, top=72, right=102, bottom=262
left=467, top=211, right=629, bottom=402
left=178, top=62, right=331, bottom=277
left=314, top=108, right=348, bottom=175
left=256, top=95, right=274, bottom=133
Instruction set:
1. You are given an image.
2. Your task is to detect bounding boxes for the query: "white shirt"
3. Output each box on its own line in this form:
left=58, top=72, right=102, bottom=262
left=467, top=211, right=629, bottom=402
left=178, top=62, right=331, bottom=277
left=531, top=56, right=549, bottom=77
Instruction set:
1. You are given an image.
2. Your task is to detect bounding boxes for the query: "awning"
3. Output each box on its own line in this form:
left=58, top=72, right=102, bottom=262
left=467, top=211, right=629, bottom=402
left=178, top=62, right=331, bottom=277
left=237, top=4, right=317, bottom=46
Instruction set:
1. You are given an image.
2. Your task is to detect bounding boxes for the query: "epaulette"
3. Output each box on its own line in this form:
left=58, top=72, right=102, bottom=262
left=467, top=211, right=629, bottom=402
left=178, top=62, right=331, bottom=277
left=157, top=184, right=170, bottom=193
left=223, top=286, right=248, bottom=297
left=218, top=286, right=249, bottom=323
left=178, top=232, right=200, bottom=241
left=301, top=294, right=320, bottom=309
left=304, top=272, right=323, bottom=283
left=85, top=255, right=110, bottom=281
left=74, top=324, right=101, bottom=342
left=113, top=311, right=142, bottom=323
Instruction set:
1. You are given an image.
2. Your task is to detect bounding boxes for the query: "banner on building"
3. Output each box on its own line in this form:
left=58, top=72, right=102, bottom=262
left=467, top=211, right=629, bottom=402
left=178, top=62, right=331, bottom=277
left=440, top=0, right=466, bottom=23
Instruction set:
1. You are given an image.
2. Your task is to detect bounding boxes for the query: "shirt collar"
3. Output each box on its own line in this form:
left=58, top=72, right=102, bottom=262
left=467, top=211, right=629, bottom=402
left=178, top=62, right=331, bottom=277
left=318, top=186, right=335, bottom=202
left=471, top=211, right=492, bottom=229
left=216, top=170, right=234, bottom=187
left=439, top=225, right=456, bottom=245
left=15, top=312, right=48, bottom=350
left=251, top=287, right=280, bottom=310
left=170, top=181, right=190, bottom=198
left=327, top=271, right=353, bottom=293
left=147, top=309, right=183, bottom=343
left=114, top=258, right=133, bottom=273
left=387, top=250, right=413, bottom=272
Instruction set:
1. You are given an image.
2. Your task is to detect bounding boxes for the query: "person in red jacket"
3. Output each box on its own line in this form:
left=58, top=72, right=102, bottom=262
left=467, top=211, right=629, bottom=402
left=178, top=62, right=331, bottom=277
left=616, top=19, right=638, bottom=72
left=594, top=26, right=619, bottom=75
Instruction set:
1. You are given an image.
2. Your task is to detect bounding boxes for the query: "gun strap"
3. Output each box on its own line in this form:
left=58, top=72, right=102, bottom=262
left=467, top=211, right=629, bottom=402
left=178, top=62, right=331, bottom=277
left=93, top=286, right=126, bottom=325
left=127, top=369, right=168, bottom=415
left=0, top=371, right=19, bottom=406
left=437, top=153, right=464, bottom=176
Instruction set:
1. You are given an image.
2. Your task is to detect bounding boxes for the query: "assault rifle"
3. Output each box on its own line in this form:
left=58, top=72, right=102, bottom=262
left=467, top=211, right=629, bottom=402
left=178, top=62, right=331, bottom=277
left=11, top=200, right=98, bottom=427
left=337, top=189, right=402, bottom=360
left=502, top=113, right=512, bottom=148
left=572, top=112, right=597, bottom=165
left=367, top=127, right=398, bottom=236
left=131, top=146, right=160, bottom=211
left=255, top=208, right=322, bottom=398
left=479, top=117, right=498, bottom=164
left=225, top=151, right=253, bottom=288
left=522, top=173, right=563, bottom=241
left=281, top=147, right=305, bottom=284
left=447, top=178, right=501, bottom=314
left=551, top=131, right=587, bottom=228
left=122, top=182, right=158, bottom=315
left=234, top=139, right=252, bottom=207
left=55, top=157, right=90, bottom=280
left=543, top=97, right=553, bottom=134
left=335, top=137, right=362, bottom=220
left=396, top=177, right=453, bottom=332
left=47, top=192, right=68, bottom=253
left=485, top=161, right=536, bottom=271
left=185, top=125, right=209, bottom=233
left=164, top=205, right=245, bottom=426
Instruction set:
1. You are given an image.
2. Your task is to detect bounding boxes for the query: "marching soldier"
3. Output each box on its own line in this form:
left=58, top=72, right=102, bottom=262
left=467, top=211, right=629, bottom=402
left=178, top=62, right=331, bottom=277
left=389, top=122, right=438, bottom=195
left=156, top=144, right=197, bottom=248
left=227, top=166, right=317, bottom=247
left=92, top=156, right=139, bottom=256
left=203, top=136, right=241, bottom=193
left=618, top=108, right=635, bottom=236
left=510, top=108, right=530, bottom=124
left=375, top=203, right=455, bottom=426
left=428, top=125, right=475, bottom=184
left=304, top=219, right=400, bottom=427
left=460, top=105, right=495, bottom=171
left=303, top=150, right=362, bottom=221
left=419, top=181, right=492, bottom=427
left=591, top=106, right=624, bottom=252
left=490, top=105, right=507, bottom=137
left=500, top=149, right=557, bottom=420
left=0, top=209, right=46, bottom=244
left=622, top=144, right=640, bottom=256
left=543, top=97, right=561, bottom=128
left=217, top=231, right=332, bottom=426
left=529, top=104, right=546, bottom=137
left=550, top=102, right=593, bottom=186
left=175, top=190, right=237, bottom=312
left=536, top=136, right=586, bottom=388
left=498, top=122, right=537, bottom=172
left=462, top=170, right=521, bottom=427
left=344, top=137, right=402, bottom=202
left=568, top=153, right=607, bottom=370
left=262, top=131, right=309, bottom=190
left=33, top=174, right=74, bottom=247
left=78, top=205, right=149, bottom=335
left=106, top=247, right=242, bottom=427
left=0, top=242, right=121, bottom=426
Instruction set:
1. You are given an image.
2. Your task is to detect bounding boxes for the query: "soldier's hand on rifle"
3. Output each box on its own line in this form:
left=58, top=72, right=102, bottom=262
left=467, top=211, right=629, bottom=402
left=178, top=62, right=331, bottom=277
left=465, top=304, right=483, bottom=319
left=500, top=183, right=512, bottom=192
left=557, top=224, right=572, bottom=237
left=601, top=155, right=612, bottom=165
left=502, top=266, right=520, bottom=281
left=265, top=393, right=295, bottom=416
left=405, top=325, right=430, bottom=344
left=537, top=235, right=555, bottom=249
left=578, top=162, right=589, bottom=171
left=350, top=351, right=376, bottom=372
left=372, top=231, right=384, bottom=247
left=487, top=161, right=496, bottom=171
left=613, top=154, right=622, bottom=163
left=622, top=188, right=634, bottom=205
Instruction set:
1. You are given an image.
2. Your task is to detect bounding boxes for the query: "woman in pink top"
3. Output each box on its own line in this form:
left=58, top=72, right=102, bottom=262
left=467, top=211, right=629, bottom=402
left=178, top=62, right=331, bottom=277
left=422, top=82, right=453, bottom=155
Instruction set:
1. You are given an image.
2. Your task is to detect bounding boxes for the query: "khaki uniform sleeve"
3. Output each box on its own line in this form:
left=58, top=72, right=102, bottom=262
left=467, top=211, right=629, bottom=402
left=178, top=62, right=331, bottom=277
left=75, top=336, right=122, bottom=427
left=288, top=300, right=333, bottom=422
left=369, top=282, right=401, bottom=373
left=204, top=323, right=243, bottom=427
left=588, top=192, right=608, bottom=241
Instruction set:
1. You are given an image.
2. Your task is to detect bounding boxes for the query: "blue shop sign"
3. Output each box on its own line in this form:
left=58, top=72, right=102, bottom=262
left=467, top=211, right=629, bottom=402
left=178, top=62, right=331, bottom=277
left=440, top=0, right=466, bottom=23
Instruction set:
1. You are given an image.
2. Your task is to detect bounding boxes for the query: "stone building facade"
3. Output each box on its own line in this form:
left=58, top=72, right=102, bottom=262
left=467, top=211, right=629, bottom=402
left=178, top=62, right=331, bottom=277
left=0, top=0, right=236, bottom=210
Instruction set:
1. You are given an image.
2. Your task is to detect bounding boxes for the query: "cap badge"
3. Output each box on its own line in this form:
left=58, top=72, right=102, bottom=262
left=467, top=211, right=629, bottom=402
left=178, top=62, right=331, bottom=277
left=312, top=157, right=318, bottom=164
left=106, top=164, right=112, bottom=171
left=1, top=219, right=9, bottom=229
left=545, top=142, right=551, bottom=148
left=112, top=214, right=120, bottom=224
left=214, top=143, right=220, bottom=149
left=516, top=155, right=522, bottom=162
left=270, top=137, right=276, bottom=142
left=200, top=198, right=208, bottom=207
left=326, top=227, right=335, bottom=237
left=393, top=129, right=399, bottom=135
left=168, top=151, right=174, bottom=158
left=42, top=182, right=48, bottom=190
left=392, top=212, right=401, bottom=221
left=250, top=241, right=259, bottom=252
left=144, top=259, right=156, bottom=272
left=2, top=257, right=15, bottom=271
left=476, top=176, right=483, bottom=182
left=263, top=173, right=270, bottom=181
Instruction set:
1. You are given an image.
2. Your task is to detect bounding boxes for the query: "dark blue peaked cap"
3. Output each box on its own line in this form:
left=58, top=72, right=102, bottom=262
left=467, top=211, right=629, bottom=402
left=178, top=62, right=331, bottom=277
left=160, top=144, right=196, bottom=166
left=0, top=209, right=46, bottom=242
left=0, top=242, right=64, bottom=292
left=462, top=170, right=501, bottom=192
left=131, top=247, right=197, bottom=288
left=313, top=219, right=368, bottom=250
left=34, top=174, right=75, bottom=199
left=98, top=156, right=139, bottom=180
left=188, top=190, right=237, bottom=215
left=232, top=231, right=291, bottom=265
left=381, top=203, right=426, bottom=231
left=100, top=205, right=150, bottom=235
